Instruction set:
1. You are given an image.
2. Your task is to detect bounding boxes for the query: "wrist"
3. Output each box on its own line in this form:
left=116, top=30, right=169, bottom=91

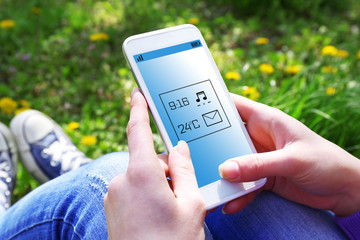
left=340, top=157, right=360, bottom=216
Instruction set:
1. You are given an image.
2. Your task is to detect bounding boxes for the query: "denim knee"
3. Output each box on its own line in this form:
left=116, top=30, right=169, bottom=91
left=0, top=152, right=130, bottom=239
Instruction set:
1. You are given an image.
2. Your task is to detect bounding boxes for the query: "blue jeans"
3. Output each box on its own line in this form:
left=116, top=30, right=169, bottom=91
left=0, top=152, right=347, bottom=239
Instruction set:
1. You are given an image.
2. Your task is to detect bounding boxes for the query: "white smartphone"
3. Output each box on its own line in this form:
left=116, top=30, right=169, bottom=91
left=123, top=24, right=266, bottom=210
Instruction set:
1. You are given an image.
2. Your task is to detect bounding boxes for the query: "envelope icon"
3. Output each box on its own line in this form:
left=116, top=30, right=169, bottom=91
left=202, top=110, right=223, bottom=127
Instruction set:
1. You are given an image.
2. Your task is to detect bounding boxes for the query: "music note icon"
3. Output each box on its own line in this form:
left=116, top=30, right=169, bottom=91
left=196, top=91, right=207, bottom=102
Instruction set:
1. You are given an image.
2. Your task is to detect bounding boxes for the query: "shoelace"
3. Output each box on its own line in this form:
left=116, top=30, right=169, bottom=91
left=42, top=137, right=91, bottom=174
left=0, top=151, right=12, bottom=210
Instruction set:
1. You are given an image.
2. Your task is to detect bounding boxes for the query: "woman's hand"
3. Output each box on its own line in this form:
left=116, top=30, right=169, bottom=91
left=219, top=94, right=360, bottom=216
left=104, top=89, right=206, bottom=240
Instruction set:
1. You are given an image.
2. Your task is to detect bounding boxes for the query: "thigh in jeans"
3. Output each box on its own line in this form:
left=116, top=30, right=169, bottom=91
left=205, top=191, right=347, bottom=240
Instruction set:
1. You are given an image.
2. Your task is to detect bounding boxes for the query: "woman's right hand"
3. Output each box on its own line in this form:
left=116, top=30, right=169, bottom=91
left=219, top=94, right=360, bottom=216
left=104, top=89, right=206, bottom=240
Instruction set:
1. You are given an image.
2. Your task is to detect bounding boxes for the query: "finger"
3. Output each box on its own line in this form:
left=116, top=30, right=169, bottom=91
left=219, top=150, right=294, bottom=182
left=222, top=189, right=262, bottom=214
left=230, top=94, right=277, bottom=150
left=127, top=88, right=158, bottom=169
left=168, top=141, right=201, bottom=200
left=158, top=153, right=169, bottom=175
left=230, top=93, right=269, bottom=123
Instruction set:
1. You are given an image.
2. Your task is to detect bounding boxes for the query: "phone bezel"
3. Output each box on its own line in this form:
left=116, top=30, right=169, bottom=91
left=123, top=24, right=266, bottom=209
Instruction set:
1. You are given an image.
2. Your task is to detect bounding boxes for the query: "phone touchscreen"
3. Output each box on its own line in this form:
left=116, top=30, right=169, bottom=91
left=134, top=40, right=254, bottom=187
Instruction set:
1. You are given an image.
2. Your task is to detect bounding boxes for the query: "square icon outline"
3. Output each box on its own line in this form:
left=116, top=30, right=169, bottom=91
left=159, top=79, right=231, bottom=143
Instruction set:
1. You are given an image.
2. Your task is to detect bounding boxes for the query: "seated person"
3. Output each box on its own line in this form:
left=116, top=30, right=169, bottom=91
left=0, top=90, right=358, bottom=239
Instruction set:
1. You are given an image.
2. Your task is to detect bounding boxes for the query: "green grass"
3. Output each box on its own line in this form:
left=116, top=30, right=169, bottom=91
left=1, top=0, right=360, bottom=202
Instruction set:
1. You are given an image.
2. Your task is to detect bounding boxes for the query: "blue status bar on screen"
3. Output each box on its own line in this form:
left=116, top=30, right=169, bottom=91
left=134, top=40, right=202, bottom=63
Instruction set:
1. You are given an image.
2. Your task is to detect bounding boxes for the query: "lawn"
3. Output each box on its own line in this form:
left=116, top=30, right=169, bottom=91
left=1, top=0, right=360, bottom=201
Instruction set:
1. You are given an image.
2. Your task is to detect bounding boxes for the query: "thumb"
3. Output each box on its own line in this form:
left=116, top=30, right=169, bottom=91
left=219, top=149, right=290, bottom=182
left=168, top=141, right=201, bottom=200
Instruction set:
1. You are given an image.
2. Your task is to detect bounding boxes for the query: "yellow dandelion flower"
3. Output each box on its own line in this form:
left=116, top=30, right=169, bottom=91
left=15, top=107, right=31, bottom=115
left=259, top=63, right=275, bottom=74
left=68, top=121, right=80, bottom=131
left=0, top=97, right=18, bottom=115
left=321, top=65, right=338, bottom=74
left=32, top=7, right=41, bottom=14
left=326, top=87, right=336, bottom=96
left=357, top=50, right=360, bottom=59
left=242, top=86, right=261, bottom=101
left=90, top=33, right=109, bottom=42
left=0, top=19, right=15, bottom=29
left=255, top=37, right=269, bottom=45
left=81, top=136, right=97, bottom=146
left=321, top=45, right=338, bottom=56
left=189, top=17, right=199, bottom=25
left=19, top=99, right=30, bottom=108
left=225, top=71, right=241, bottom=80
left=284, top=65, right=302, bottom=75
left=118, top=68, right=128, bottom=77
left=336, top=49, right=349, bottom=58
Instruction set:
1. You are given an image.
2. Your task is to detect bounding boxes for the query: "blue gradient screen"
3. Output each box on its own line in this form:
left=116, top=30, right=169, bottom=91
left=134, top=40, right=253, bottom=187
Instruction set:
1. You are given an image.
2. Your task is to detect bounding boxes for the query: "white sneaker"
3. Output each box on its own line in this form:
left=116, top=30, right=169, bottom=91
left=0, top=122, right=18, bottom=211
left=10, top=110, right=91, bottom=183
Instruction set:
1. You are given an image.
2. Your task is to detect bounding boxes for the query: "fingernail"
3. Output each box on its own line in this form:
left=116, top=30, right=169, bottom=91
left=131, top=87, right=138, bottom=97
left=219, top=161, right=239, bottom=180
left=221, top=207, right=228, bottom=214
left=219, top=164, right=224, bottom=178
left=176, top=140, right=190, bottom=158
